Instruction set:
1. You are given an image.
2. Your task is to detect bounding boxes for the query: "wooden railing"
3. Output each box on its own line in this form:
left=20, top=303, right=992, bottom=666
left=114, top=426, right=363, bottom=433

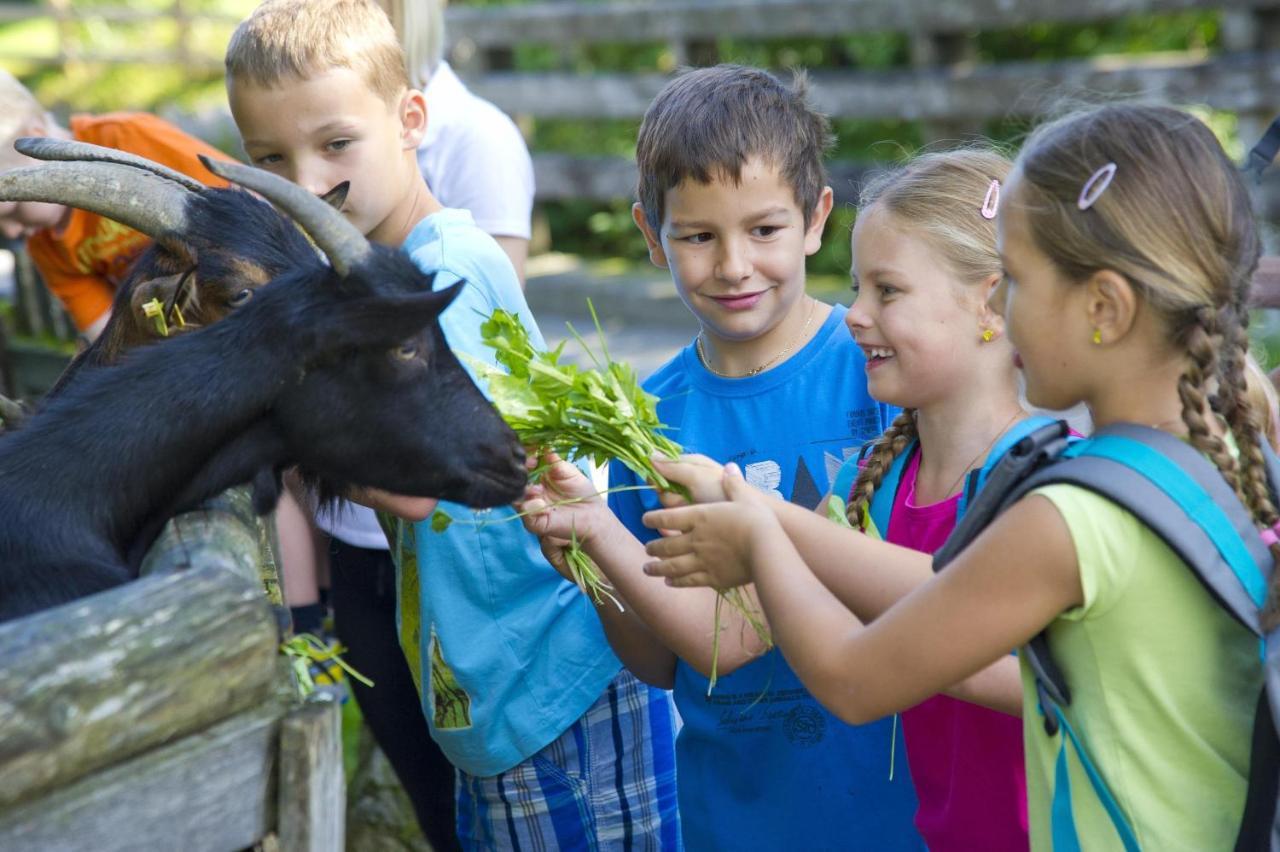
left=439, top=0, right=1280, bottom=204
left=0, top=488, right=344, bottom=852
left=3, top=0, right=1280, bottom=205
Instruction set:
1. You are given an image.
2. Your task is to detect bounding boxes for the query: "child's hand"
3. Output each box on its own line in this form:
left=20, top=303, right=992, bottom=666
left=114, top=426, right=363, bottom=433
left=641, top=463, right=778, bottom=588
left=517, top=450, right=608, bottom=546
left=651, top=453, right=730, bottom=506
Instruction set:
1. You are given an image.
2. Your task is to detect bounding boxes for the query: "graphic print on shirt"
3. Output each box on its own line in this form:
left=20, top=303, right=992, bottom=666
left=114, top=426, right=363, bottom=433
left=700, top=450, right=850, bottom=744
left=393, top=520, right=426, bottom=696
left=744, top=459, right=783, bottom=498
left=429, top=625, right=473, bottom=730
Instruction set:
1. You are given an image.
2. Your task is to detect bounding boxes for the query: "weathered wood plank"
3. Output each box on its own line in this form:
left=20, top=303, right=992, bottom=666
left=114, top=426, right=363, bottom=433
left=278, top=700, right=344, bottom=852
left=533, top=153, right=875, bottom=204
left=0, top=566, right=280, bottom=809
left=142, top=484, right=288, bottom=613
left=0, top=703, right=283, bottom=852
left=468, top=51, right=1280, bottom=121
left=447, top=0, right=1280, bottom=49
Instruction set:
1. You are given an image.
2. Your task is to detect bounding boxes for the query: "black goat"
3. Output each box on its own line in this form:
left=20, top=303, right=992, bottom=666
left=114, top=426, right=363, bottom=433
left=0, top=157, right=526, bottom=622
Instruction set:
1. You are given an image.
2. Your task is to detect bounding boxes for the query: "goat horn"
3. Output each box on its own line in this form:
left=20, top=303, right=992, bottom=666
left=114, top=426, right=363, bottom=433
left=0, top=161, right=189, bottom=236
left=198, top=156, right=369, bottom=277
left=15, top=137, right=207, bottom=194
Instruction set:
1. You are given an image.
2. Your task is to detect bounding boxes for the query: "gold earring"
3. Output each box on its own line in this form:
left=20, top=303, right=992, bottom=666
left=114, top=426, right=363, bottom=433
left=981, top=329, right=994, bottom=343
left=1092, top=329, right=1102, bottom=345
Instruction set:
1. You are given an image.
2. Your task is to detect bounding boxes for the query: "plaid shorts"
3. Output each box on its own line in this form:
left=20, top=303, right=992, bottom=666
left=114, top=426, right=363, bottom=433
left=456, top=669, right=681, bottom=851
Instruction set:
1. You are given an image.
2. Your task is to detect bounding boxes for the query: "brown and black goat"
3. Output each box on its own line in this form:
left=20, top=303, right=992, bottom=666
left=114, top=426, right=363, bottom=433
left=1, top=138, right=346, bottom=401
left=0, top=157, right=526, bottom=622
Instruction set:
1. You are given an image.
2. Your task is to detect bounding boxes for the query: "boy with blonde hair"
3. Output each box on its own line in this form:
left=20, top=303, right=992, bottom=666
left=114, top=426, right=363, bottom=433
left=224, top=2, right=679, bottom=848
left=0, top=69, right=230, bottom=340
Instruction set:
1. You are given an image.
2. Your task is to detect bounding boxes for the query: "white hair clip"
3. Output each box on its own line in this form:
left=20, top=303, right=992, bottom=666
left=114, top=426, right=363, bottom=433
left=980, top=179, right=1000, bottom=220
left=1077, top=162, right=1117, bottom=211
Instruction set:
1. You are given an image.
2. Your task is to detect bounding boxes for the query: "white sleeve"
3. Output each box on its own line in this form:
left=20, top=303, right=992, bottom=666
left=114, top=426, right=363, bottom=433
left=419, top=106, right=535, bottom=241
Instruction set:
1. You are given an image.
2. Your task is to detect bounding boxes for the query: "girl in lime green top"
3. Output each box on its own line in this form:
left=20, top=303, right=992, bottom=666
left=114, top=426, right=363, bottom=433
left=631, top=103, right=1276, bottom=850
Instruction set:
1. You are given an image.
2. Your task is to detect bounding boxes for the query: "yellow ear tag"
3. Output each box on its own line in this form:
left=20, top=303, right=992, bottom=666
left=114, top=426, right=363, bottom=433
left=171, top=302, right=187, bottom=329
left=142, top=298, right=169, bottom=337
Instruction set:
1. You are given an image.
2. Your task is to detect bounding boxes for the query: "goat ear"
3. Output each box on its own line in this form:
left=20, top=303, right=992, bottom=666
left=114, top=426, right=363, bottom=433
left=320, top=182, right=350, bottom=210
left=328, top=279, right=466, bottom=348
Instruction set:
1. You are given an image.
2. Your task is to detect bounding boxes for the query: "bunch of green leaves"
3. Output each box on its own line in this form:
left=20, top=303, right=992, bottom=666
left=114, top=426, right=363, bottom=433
left=464, top=303, right=684, bottom=492
left=279, top=633, right=373, bottom=701
left=451, top=304, right=772, bottom=686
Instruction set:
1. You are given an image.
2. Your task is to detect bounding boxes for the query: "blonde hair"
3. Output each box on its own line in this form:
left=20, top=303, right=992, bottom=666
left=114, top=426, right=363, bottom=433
left=1012, top=103, right=1279, bottom=624
left=377, top=0, right=446, bottom=89
left=225, top=0, right=410, bottom=106
left=1245, top=353, right=1280, bottom=452
left=845, top=149, right=1013, bottom=528
left=0, top=70, right=49, bottom=149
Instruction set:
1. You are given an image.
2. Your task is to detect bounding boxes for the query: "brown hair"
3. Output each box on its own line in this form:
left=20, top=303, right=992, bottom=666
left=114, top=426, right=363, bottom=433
left=844, top=149, right=1013, bottom=528
left=1012, top=103, right=1279, bottom=625
left=635, top=64, right=833, bottom=234
left=226, top=0, right=410, bottom=106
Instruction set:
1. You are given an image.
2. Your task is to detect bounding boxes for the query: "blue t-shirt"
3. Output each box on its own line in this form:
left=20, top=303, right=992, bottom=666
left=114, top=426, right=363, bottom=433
left=609, top=306, right=923, bottom=851
left=395, top=208, right=622, bottom=776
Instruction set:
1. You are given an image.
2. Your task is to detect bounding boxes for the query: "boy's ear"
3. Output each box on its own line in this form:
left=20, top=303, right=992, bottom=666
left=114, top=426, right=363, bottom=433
left=399, top=88, right=428, bottom=149
left=1083, top=269, right=1137, bottom=344
left=631, top=202, right=668, bottom=269
left=803, top=186, right=835, bottom=257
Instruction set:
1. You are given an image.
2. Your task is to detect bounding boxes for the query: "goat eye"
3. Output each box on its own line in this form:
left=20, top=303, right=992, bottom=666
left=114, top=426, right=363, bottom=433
left=393, top=344, right=418, bottom=361
left=229, top=288, right=254, bottom=307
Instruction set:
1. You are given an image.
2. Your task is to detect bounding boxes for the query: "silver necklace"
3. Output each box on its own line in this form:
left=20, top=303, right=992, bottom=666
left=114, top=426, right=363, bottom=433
left=696, top=299, right=817, bottom=379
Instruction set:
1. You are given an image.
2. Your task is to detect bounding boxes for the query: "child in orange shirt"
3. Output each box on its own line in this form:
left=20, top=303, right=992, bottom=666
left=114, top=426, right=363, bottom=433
left=0, top=70, right=231, bottom=340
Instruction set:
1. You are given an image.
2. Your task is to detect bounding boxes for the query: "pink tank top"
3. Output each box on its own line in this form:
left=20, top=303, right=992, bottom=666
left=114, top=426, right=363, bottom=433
left=884, top=449, right=1029, bottom=852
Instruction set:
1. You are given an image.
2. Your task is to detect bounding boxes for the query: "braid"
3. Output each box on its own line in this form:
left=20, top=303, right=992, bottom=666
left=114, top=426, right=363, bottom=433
left=1216, top=307, right=1280, bottom=628
left=846, top=409, right=917, bottom=531
left=1178, top=310, right=1245, bottom=503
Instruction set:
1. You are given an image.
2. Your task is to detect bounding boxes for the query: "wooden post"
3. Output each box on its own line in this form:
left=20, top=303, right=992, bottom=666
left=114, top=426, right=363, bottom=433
left=277, top=699, right=345, bottom=852
left=172, top=0, right=191, bottom=67
left=911, top=31, right=982, bottom=145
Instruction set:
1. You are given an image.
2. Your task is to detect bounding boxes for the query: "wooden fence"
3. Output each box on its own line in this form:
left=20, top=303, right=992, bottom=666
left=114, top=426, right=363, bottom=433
left=0, top=487, right=344, bottom=852
left=440, top=0, right=1280, bottom=204
left=2, top=0, right=1280, bottom=204
left=5, top=0, right=1280, bottom=355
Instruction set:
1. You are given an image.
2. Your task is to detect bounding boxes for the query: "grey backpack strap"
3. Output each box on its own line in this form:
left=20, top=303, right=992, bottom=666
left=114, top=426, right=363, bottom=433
left=1017, top=424, right=1269, bottom=634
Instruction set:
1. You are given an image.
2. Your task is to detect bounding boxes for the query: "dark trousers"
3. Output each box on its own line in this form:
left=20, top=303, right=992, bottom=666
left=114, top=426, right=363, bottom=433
left=329, top=538, right=462, bottom=851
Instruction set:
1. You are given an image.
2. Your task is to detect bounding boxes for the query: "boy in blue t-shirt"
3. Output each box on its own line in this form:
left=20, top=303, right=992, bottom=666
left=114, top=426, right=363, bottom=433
left=520, top=65, right=922, bottom=850
left=224, top=2, right=679, bottom=848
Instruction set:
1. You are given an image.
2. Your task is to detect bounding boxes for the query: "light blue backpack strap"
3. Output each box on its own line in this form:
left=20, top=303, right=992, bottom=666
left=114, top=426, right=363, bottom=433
left=1046, top=703, right=1142, bottom=852
left=828, top=438, right=916, bottom=539
left=829, top=452, right=863, bottom=510
left=867, top=440, right=915, bottom=541
left=957, top=415, right=1063, bottom=518
left=1061, top=425, right=1271, bottom=626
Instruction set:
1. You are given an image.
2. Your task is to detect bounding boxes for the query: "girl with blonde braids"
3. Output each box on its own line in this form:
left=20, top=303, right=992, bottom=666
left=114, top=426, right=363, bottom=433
left=836, top=149, right=1032, bottom=851
left=642, top=103, right=1270, bottom=850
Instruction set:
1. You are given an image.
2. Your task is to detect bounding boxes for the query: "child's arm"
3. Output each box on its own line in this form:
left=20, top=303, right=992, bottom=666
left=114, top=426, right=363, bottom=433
left=653, top=455, right=1024, bottom=715
left=521, top=454, right=770, bottom=685
left=655, top=455, right=931, bottom=616
left=643, top=465, right=1082, bottom=724
left=346, top=486, right=436, bottom=521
